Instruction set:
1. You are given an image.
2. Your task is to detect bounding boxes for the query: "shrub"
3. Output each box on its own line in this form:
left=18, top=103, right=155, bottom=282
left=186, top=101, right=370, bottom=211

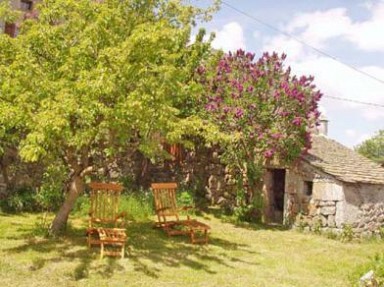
left=340, top=224, right=354, bottom=242
left=35, top=163, right=67, bottom=212
left=120, top=193, right=153, bottom=222
left=0, top=186, right=38, bottom=213
left=233, top=190, right=263, bottom=223
left=349, top=253, right=384, bottom=286
left=72, top=195, right=91, bottom=217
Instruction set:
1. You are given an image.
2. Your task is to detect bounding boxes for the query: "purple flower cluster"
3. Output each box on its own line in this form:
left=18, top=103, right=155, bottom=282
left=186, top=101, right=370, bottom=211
left=199, top=48, right=322, bottom=160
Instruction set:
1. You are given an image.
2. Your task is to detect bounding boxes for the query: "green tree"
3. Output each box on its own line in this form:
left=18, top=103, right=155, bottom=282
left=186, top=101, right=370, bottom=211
left=0, top=0, right=218, bottom=234
left=356, top=130, right=384, bottom=166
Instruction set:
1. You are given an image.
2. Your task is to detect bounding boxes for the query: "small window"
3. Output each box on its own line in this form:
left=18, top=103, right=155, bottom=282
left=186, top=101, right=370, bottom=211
left=20, top=0, right=33, bottom=11
left=303, top=181, right=313, bottom=196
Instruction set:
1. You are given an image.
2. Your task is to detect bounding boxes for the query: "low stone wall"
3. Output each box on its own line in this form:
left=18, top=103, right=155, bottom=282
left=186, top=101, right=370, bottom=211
left=294, top=198, right=339, bottom=232
left=353, top=203, right=384, bottom=237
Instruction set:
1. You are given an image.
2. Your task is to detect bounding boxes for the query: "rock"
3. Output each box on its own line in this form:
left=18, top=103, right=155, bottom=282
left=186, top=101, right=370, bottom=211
left=217, top=197, right=226, bottom=205
left=308, top=204, right=318, bottom=216
left=361, top=203, right=374, bottom=211
left=319, top=200, right=335, bottom=207
left=321, top=215, right=328, bottom=226
left=360, top=270, right=378, bottom=287
left=321, top=206, right=336, bottom=215
left=208, top=175, right=218, bottom=189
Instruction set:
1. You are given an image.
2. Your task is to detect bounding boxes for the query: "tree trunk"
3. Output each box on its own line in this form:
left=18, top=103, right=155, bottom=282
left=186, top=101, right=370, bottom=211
left=50, top=174, right=84, bottom=235
left=0, top=159, right=10, bottom=189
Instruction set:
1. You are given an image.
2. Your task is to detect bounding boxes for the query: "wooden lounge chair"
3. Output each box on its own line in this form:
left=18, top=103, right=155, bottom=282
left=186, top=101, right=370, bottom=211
left=87, top=182, right=127, bottom=258
left=151, top=182, right=210, bottom=244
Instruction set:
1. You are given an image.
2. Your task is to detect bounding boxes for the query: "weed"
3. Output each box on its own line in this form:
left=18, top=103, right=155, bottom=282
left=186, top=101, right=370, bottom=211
left=340, top=224, right=354, bottom=242
left=32, top=212, right=51, bottom=237
left=312, top=218, right=322, bottom=235
left=350, top=253, right=384, bottom=286
left=324, top=230, right=339, bottom=240
left=379, top=227, right=384, bottom=239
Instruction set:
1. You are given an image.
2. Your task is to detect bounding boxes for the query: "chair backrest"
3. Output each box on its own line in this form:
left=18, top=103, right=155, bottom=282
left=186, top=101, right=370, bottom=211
left=151, top=182, right=179, bottom=222
left=89, top=182, right=123, bottom=226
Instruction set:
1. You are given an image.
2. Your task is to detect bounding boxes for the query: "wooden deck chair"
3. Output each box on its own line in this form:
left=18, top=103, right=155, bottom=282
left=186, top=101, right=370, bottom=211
left=151, top=183, right=191, bottom=232
left=151, top=182, right=211, bottom=243
left=87, top=182, right=127, bottom=258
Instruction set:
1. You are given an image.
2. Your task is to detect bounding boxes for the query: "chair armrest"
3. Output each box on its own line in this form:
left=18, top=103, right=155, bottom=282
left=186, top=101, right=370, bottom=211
left=178, top=206, right=193, bottom=211
left=155, top=207, right=171, bottom=213
left=116, top=211, right=127, bottom=219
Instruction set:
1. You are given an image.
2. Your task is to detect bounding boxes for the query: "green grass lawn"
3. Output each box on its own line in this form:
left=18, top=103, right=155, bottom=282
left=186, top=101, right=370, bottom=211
left=0, top=211, right=383, bottom=287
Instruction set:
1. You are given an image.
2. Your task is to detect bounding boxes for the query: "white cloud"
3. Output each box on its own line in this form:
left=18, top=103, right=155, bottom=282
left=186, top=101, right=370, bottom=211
left=346, top=3, right=384, bottom=52
left=263, top=3, right=384, bottom=53
left=211, top=22, right=246, bottom=52
left=262, top=35, right=305, bottom=62
left=260, top=2, right=384, bottom=126
left=291, top=56, right=384, bottom=120
left=346, top=129, right=358, bottom=138
left=318, top=105, right=327, bottom=117
left=286, top=8, right=351, bottom=49
left=344, top=129, right=372, bottom=147
left=253, top=30, right=260, bottom=39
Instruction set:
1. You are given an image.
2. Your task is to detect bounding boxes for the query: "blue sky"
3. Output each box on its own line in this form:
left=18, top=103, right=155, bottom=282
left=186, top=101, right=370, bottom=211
left=193, top=0, right=384, bottom=148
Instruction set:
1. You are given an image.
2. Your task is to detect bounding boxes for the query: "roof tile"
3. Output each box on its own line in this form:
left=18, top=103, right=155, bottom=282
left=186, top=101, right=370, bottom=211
left=303, top=135, right=384, bottom=184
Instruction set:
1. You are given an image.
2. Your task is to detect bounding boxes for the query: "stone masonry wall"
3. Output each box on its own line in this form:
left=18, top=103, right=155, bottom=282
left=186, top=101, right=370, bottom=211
left=285, top=161, right=340, bottom=227
left=346, top=183, right=384, bottom=237
left=291, top=163, right=384, bottom=236
left=353, top=203, right=384, bottom=237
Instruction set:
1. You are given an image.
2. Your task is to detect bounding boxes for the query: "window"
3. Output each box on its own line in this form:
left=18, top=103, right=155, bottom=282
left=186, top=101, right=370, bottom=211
left=303, top=181, right=313, bottom=196
left=20, top=0, right=33, bottom=11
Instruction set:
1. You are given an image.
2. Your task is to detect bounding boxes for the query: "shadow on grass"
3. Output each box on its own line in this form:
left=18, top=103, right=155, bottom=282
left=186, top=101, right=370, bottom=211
left=2, top=214, right=261, bottom=280
left=205, top=206, right=289, bottom=232
left=127, top=220, right=264, bottom=278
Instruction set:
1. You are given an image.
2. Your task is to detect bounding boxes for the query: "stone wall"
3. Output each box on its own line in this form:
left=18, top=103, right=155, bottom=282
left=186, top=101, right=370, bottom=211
left=346, top=183, right=384, bottom=236
left=117, top=146, right=233, bottom=206
left=290, top=163, right=384, bottom=236
left=283, top=161, right=339, bottom=226
left=353, top=203, right=384, bottom=237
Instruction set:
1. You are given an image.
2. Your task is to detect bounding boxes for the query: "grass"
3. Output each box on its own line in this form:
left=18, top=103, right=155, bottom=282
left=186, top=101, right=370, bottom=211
left=1, top=209, right=384, bottom=287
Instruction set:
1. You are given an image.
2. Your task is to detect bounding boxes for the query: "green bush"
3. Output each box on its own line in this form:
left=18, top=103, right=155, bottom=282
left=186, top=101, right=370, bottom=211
left=0, top=163, right=67, bottom=213
left=120, top=193, right=153, bottom=222
left=177, top=190, right=194, bottom=207
left=73, top=191, right=154, bottom=222
left=233, top=190, right=263, bottom=223
left=349, top=253, right=384, bottom=286
left=340, top=224, right=354, bottom=242
left=35, top=164, right=67, bottom=212
left=72, top=195, right=91, bottom=216
left=0, top=186, right=38, bottom=213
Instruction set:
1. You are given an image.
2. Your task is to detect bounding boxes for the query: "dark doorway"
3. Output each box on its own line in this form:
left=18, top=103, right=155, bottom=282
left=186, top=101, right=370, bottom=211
left=270, top=169, right=286, bottom=223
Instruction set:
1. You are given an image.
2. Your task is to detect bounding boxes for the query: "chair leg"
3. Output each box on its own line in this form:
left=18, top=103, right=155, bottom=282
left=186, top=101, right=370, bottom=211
left=190, top=230, right=195, bottom=244
left=121, top=244, right=125, bottom=259
left=100, top=243, right=104, bottom=260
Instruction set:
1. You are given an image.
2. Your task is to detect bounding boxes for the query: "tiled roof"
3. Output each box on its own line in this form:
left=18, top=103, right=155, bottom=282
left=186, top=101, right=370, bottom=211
left=303, top=135, right=384, bottom=184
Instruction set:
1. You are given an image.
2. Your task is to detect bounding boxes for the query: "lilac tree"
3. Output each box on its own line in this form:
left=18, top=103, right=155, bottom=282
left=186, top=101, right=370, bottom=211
left=198, top=50, right=322, bottom=219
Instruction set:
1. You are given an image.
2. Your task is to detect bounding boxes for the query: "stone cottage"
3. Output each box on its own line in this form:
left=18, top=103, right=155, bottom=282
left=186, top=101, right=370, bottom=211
left=263, top=133, right=384, bottom=236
